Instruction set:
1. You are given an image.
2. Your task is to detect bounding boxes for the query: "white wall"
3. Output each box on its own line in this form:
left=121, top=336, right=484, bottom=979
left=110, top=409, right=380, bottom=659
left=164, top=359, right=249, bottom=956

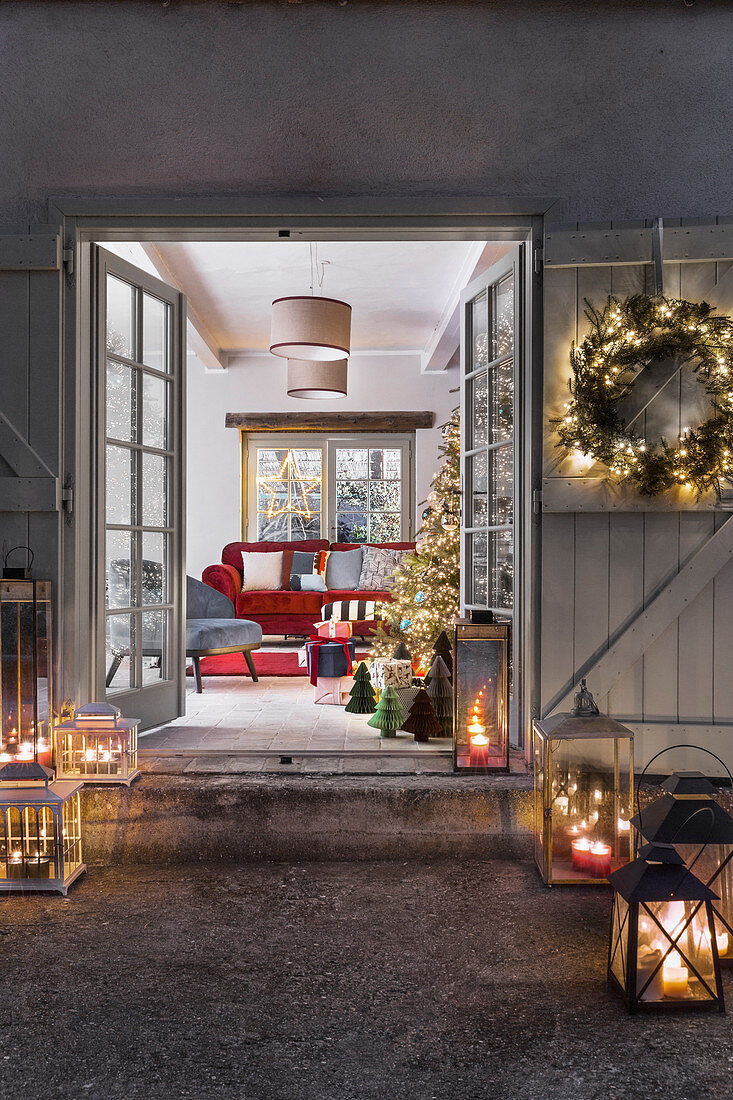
left=186, top=352, right=459, bottom=579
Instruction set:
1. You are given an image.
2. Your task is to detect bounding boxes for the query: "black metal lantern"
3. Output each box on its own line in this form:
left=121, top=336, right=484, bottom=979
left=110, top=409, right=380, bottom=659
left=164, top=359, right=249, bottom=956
left=607, top=842, right=725, bottom=1013
left=452, top=619, right=509, bottom=772
left=631, top=762, right=733, bottom=967
left=0, top=549, right=52, bottom=769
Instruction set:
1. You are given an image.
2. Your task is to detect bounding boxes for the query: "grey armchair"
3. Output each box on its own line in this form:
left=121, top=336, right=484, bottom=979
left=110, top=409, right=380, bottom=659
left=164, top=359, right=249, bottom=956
left=186, top=576, right=262, bottom=693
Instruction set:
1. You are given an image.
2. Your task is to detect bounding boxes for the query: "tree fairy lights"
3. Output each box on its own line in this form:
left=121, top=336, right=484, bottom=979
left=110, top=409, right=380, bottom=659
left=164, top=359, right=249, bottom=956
left=555, top=295, right=733, bottom=497
left=371, top=409, right=460, bottom=668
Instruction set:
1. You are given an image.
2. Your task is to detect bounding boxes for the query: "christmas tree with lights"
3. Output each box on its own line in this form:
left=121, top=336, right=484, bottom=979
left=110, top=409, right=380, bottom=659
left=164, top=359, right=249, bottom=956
left=371, top=408, right=460, bottom=670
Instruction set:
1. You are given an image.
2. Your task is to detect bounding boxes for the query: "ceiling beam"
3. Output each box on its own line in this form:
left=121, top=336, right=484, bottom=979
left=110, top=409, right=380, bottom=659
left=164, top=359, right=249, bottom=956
left=139, top=245, right=228, bottom=371
left=420, top=241, right=514, bottom=374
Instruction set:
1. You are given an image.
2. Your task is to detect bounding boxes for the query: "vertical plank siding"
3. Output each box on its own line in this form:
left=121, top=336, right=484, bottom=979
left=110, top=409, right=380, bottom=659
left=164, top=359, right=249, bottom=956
left=541, top=219, right=733, bottom=759
left=0, top=255, right=62, bottom=650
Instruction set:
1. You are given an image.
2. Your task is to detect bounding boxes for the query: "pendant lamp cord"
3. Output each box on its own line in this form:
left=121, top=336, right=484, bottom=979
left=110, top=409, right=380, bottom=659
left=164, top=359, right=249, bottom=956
left=309, top=242, right=330, bottom=296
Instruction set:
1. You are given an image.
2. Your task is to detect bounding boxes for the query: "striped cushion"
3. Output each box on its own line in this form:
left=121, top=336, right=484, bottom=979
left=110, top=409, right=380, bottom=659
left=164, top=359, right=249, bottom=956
left=322, top=599, right=379, bottom=622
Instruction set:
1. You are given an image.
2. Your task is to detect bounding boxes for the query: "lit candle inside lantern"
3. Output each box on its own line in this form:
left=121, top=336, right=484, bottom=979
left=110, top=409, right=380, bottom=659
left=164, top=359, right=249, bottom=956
left=617, top=816, right=630, bottom=834
left=662, top=951, right=689, bottom=998
left=594, top=789, right=603, bottom=802
left=555, top=795, right=569, bottom=815
left=717, top=931, right=730, bottom=956
left=469, top=732, right=490, bottom=768
left=571, top=837, right=591, bottom=872
left=588, top=841, right=612, bottom=877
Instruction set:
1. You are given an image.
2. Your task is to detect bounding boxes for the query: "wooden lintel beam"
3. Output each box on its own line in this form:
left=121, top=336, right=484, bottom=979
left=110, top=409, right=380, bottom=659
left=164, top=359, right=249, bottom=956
left=542, top=515, right=733, bottom=717
left=225, top=412, right=434, bottom=431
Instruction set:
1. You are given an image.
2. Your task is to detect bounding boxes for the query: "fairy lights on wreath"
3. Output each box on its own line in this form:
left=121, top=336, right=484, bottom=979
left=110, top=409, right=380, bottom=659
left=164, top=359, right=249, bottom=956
left=555, top=294, right=733, bottom=496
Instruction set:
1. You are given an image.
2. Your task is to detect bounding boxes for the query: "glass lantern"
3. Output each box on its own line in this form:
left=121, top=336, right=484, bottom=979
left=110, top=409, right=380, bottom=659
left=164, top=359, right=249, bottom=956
left=533, top=681, right=634, bottom=885
left=0, top=761, right=85, bottom=895
left=54, top=702, right=140, bottom=785
left=631, top=771, right=733, bottom=968
left=608, top=842, right=725, bottom=1013
left=0, top=578, right=53, bottom=768
left=452, top=619, right=509, bottom=772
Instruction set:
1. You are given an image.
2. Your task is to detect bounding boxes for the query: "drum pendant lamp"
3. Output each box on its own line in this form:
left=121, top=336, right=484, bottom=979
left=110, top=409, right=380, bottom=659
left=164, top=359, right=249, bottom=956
left=287, top=358, right=348, bottom=400
left=270, top=295, right=352, bottom=361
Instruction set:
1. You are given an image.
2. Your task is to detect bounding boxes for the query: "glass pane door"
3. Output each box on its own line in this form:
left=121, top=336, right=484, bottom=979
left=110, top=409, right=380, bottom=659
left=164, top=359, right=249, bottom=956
left=461, top=258, right=518, bottom=615
left=96, top=248, right=185, bottom=729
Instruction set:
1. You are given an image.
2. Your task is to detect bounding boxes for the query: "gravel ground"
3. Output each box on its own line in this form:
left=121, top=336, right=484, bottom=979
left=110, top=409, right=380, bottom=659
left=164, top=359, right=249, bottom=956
left=0, top=860, right=730, bottom=1100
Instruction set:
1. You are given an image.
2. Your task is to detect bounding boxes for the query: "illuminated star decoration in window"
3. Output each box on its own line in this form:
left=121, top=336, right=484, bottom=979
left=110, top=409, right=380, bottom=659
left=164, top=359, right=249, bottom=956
left=258, top=450, right=320, bottom=520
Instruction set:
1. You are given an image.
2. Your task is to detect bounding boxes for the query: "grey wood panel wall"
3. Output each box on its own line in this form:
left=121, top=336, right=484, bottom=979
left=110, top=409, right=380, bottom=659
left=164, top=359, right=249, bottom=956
left=0, top=254, right=62, bottom=593
left=541, top=219, right=733, bottom=762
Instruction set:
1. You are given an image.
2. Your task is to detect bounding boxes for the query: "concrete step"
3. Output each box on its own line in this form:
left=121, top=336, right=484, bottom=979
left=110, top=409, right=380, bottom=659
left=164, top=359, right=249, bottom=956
left=80, top=773, right=533, bottom=865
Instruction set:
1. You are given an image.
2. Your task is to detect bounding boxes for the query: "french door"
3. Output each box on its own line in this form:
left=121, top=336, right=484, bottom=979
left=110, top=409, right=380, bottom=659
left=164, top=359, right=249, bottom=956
left=94, top=247, right=186, bottom=729
left=460, top=245, right=525, bottom=743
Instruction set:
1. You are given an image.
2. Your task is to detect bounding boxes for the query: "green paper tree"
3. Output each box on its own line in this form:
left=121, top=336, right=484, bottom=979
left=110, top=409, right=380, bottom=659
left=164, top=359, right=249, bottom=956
left=371, top=408, right=460, bottom=668
left=345, top=662, right=377, bottom=714
left=401, top=688, right=442, bottom=743
left=426, top=655, right=452, bottom=737
left=393, top=641, right=412, bottom=661
left=367, top=685, right=406, bottom=738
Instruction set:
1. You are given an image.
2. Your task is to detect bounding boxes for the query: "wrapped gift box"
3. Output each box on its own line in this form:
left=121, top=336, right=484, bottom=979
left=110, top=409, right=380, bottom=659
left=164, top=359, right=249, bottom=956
left=314, top=676, right=354, bottom=705
left=314, top=619, right=353, bottom=640
left=371, top=658, right=413, bottom=689
left=305, top=638, right=356, bottom=679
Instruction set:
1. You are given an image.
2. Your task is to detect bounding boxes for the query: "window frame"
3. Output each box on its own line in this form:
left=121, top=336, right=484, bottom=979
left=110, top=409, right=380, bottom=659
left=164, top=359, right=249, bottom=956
left=242, top=431, right=414, bottom=544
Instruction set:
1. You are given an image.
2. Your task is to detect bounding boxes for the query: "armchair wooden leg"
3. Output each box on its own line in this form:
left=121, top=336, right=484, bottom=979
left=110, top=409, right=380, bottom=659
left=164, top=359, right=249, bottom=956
left=192, top=655, right=203, bottom=694
left=243, top=650, right=259, bottom=682
left=106, top=654, right=123, bottom=688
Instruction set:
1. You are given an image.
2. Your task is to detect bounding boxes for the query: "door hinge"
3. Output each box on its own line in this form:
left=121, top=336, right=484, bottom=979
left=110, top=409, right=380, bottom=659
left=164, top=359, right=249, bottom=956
left=62, top=476, right=74, bottom=520
left=534, top=244, right=543, bottom=276
left=63, top=247, right=74, bottom=275
left=533, top=489, right=543, bottom=514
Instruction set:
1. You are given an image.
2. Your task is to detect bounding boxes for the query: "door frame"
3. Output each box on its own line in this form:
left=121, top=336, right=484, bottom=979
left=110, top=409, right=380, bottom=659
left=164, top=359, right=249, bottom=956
left=54, top=196, right=547, bottom=746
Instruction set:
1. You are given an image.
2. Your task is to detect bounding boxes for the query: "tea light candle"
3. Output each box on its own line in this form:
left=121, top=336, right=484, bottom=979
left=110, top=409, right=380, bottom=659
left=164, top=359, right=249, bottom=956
left=662, top=951, right=689, bottom=998
left=589, top=841, right=612, bottom=877
left=717, top=931, right=730, bottom=957
left=571, top=837, right=591, bottom=872
left=469, top=732, right=490, bottom=768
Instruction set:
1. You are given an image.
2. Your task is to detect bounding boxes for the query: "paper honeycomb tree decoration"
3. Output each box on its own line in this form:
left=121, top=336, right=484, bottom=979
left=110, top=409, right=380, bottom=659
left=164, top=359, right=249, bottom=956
left=393, top=641, right=412, bottom=662
left=426, top=655, right=452, bottom=737
left=401, top=688, right=442, bottom=743
left=433, top=630, right=453, bottom=680
left=367, top=685, right=406, bottom=738
left=345, top=662, right=377, bottom=714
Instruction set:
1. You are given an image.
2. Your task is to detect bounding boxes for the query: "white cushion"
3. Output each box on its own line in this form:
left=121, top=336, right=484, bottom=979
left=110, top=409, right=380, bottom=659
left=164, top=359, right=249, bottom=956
left=241, top=550, right=283, bottom=591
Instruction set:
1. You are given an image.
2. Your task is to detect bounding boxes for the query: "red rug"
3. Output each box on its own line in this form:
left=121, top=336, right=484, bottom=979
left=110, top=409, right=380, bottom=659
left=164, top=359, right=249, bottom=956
left=186, top=649, right=371, bottom=678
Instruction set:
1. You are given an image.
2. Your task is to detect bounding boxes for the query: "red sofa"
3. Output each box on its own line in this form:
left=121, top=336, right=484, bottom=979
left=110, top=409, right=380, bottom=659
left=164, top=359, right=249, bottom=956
left=202, top=539, right=415, bottom=637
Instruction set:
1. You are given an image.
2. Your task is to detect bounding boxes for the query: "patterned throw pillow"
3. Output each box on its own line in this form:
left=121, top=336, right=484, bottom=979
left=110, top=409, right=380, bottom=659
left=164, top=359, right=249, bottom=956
left=357, top=547, right=405, bottom=591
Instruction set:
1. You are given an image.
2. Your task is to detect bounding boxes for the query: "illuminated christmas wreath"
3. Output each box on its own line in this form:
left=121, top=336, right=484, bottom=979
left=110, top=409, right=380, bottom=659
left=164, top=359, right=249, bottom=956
left=555, top=295, right=733, bottom=496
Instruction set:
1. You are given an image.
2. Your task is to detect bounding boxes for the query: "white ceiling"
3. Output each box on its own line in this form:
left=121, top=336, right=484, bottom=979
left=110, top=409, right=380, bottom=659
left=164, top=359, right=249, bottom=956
left=148, top=240, right=492, bottom=354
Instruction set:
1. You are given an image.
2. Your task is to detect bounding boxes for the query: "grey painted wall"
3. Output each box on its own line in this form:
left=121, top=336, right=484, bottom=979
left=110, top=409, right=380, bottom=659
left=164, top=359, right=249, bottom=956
left=1, top=0, right=732, bottom=224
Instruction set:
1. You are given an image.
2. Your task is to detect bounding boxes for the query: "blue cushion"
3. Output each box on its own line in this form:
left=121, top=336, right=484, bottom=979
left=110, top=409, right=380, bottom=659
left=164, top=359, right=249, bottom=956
left=326, top=547, right=363, bottom=590
left=186, top=618, right=262, bottom=653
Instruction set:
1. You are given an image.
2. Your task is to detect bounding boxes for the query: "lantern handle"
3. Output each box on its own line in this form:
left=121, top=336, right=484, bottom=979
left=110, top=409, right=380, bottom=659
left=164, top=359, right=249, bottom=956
left=635, top=743, right=733, bottom=855
left=3, top=545, right=34, bottom=569
left=666, top=804, right=717, bottom=900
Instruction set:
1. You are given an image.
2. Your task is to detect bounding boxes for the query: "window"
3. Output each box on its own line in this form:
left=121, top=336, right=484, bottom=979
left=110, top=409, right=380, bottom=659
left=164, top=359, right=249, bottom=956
left=244, top=434, right=413, bottom=543
left=255, top=446, right=323, bottom=540
left=331, top=444, right=404, bottom=543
